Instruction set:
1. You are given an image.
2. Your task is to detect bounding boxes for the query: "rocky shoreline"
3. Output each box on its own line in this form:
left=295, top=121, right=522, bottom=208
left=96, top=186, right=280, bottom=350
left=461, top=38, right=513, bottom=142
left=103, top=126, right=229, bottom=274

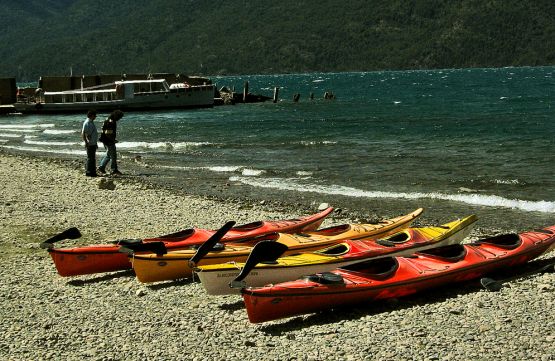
left=1, top=151, right=554, bottom=360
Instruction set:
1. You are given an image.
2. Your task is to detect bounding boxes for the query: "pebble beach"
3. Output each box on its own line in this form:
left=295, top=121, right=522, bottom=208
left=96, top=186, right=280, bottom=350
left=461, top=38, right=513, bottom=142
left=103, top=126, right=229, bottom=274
left=1, top=151, right=554, bottom=361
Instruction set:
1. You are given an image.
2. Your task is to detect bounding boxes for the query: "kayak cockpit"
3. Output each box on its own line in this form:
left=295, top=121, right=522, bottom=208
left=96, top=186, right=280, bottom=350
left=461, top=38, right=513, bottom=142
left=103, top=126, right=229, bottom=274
left=316, top=243, right=350, bottom=256
left=375, top=231, right=410, bottom=247
left=340, top=257, right=399, bottom=280
left=300, top=224, right=351, bottom=236
left=156, top=228, right=195, bottom=240
left=232, top=221, right=264, bottom=231
left=473, top=233, right=522, bottom=249
left=417, top=244, right=467, bottom=262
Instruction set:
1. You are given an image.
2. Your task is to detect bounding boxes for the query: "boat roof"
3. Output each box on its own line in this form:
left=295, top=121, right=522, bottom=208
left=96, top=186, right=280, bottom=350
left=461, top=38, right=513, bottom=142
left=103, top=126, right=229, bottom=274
left=115, top=79, right=167, bottom=85
left=44, top=79, right=169, bottom=95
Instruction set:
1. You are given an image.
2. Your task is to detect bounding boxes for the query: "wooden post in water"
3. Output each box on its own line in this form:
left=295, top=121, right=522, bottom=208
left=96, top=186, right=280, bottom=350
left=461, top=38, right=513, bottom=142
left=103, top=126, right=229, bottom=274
left=243, top=81, right=249, bottom=103
left=273, top=87, right=279, bottom=103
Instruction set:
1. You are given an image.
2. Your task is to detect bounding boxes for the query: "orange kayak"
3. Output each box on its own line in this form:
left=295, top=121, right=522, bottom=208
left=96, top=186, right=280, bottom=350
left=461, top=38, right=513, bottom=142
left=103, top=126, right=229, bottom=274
left=242, top=225, right=555, bottom=323
left=40, top=207, right=333, bottom=277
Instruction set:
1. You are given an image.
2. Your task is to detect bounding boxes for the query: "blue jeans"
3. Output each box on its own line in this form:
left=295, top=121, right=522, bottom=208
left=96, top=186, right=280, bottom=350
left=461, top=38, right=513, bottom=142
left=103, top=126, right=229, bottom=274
left=85, top=145, right=97, bottom=175
left=99, top=144, right=118, bottom=171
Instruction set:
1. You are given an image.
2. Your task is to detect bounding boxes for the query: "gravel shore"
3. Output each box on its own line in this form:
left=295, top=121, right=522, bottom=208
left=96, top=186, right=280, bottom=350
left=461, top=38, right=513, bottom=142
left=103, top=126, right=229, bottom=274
left=1, top=151, right=554, bottom=361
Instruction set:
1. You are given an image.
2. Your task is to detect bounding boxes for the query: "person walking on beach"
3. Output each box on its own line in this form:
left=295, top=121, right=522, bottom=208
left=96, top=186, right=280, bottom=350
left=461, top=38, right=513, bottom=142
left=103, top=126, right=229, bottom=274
left=98, top=110, right=124, bottom=176
left=81, top=109, right=98, bottom=177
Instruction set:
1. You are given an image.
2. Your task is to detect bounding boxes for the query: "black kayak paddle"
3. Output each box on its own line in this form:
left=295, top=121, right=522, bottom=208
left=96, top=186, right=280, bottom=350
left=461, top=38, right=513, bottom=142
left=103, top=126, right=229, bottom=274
left=119, top=241, right=168, bottom=256
left=40, top=227, right=82, bottom=249
left=480, top=260, right=555, bottom=292
left=229, top=240, right=289, bottom=289
left=188, top=221, right=236, bottom=268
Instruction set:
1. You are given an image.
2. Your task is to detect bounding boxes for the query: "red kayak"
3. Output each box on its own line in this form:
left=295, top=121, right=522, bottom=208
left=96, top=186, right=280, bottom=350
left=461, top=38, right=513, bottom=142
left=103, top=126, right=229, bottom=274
left=242, top=225, right=555, bottom=323
left=40, top=207, right=333, bottom=277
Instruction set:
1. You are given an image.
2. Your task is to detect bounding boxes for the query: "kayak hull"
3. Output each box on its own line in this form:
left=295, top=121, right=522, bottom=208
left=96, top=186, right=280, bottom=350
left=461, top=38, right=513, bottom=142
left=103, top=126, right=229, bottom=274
left=45, top=207, right=333, bottom=277
left=197, top=214, right=477, bottom=295
left=242, top=225, right=555, bottom=323
left=131, top=208, right=424, bottom=283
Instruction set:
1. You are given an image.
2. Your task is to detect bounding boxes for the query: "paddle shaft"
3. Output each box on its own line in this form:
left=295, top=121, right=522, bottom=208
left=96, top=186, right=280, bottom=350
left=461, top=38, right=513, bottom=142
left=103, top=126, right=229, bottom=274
left=481, top=260, right=555, bottom=292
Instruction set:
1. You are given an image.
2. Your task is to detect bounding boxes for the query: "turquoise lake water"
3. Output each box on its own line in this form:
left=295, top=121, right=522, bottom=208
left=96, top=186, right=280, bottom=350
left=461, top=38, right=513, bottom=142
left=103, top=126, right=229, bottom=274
left=1, top=66, right=554, bottom=230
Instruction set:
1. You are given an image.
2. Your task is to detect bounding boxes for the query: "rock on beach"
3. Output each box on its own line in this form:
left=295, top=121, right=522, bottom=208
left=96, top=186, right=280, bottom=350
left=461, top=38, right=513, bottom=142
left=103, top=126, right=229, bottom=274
left=0, top=151, right=554, bottom=360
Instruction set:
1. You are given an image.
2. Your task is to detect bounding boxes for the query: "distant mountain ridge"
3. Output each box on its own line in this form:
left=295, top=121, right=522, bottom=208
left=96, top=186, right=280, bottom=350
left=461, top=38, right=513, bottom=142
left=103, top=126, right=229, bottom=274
left=1, top=0, right=554, bottom=81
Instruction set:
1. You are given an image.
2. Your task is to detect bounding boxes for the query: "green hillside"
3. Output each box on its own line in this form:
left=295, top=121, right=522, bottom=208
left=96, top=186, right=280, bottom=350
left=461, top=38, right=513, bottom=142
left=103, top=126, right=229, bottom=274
left=1, top=0, right=554, bottom=81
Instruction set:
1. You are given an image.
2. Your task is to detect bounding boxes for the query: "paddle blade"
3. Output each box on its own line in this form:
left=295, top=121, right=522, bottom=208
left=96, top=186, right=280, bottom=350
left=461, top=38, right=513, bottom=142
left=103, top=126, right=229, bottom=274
left=188, top=221, right=236, bottom=267
left=480, top=277, right=503, bottom=292
left=40, top=227, right=82, bottom=249
left=119, top=241, right=167, bottom=256
left=231, top=241, right=289, bottom=286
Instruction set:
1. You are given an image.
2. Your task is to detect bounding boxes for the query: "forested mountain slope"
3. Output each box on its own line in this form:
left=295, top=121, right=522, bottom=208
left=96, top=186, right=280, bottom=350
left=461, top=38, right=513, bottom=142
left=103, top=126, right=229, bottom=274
left=1, top=0, right=554, bottom=80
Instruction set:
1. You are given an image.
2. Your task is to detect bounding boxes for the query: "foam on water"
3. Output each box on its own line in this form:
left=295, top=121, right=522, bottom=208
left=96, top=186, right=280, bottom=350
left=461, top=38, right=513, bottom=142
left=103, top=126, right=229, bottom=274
left=43, top=129, right=76, bottom=135
left=0, top=123, right=55, bottom=129
left=1, top=145, right=86, bottom=156
left=241, top=168, right=265, bottom=176
left=0, top=128, right=41, bottom=133
left=208, top=166, right=243, bottom=172
left=229, top=176, right=555, bottom=213
left=157, top=164, right=243, bottom=173
left=117, top=141, right=213, bottom=151
left=24, top=139, right=80, bottom=146
left=0, top=133, right=24, bottom=138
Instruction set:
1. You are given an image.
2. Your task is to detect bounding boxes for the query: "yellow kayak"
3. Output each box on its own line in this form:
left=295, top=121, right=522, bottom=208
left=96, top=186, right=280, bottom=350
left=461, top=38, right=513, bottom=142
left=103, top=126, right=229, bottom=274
left=195, top=214, right=478, bottom=295
left=130, top=208, right=423, bottom=283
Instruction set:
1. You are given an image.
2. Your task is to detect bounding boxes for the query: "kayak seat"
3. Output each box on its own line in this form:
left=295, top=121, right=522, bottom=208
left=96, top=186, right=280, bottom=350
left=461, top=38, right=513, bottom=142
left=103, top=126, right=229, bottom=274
left=417, top=244, right=466, bottom=262
left=341, top=257, right=399, bottom=280
left=303, top=272, right=344, bottom=284
left=376, top=232, right=410, bottom=247
left=232, top=221, right=263, bottom=231
left=317, top=243, right=350, bottom=256
left=157, top=228, right=195, bottom=240
left=473, top=233, right=521, bottom=250
left=116, top=239, right=142, bottom=246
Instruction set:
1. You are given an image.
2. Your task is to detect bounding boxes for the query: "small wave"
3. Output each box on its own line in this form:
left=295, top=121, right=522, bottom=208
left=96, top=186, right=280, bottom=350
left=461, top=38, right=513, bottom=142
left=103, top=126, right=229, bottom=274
left=208, top=166, right=243, bottom=172
left=1, top=145, right=86, bottom=156
left=296, top=171, right=313, bottom=177
left=0, top=133, right=23, bottom=138
left=43, top=129, right=76, bottom=135
left=298, top=140, right=337, bottom=146
left=241, top=168, right=265, bottom=176
left=24, top=139, right=79, bottom=146
left=157, top=164, right=243, bottom=173
left=117, top=141, right=212, bottom=151
left=0, top=124, right=54, bottom=130
left=492, top=179, right=520, bottom=185
left=0, top=128, right=41, bottom=133
left=229, top=176, right=555, bottom=213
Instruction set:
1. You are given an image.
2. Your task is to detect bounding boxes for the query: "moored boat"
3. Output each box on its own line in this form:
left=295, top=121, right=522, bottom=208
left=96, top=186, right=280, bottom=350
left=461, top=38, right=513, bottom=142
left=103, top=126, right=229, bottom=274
left=14, top=79, right=215, bottom=114
left=129, top=208, right=424, bottom=283
left=40, top=207, right=334, bottom=277
left=241, top=225, right=555, bottom=323
left=196, top=214, right=477, bottom=295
